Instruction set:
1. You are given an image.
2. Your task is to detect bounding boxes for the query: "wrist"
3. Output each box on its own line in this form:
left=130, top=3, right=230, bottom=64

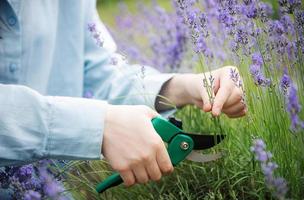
left=157, top=74, right=193, bottom=110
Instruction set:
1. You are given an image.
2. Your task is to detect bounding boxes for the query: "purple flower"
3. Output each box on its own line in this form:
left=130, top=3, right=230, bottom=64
left=257, top=2, right=273, bottom=22
left=279, top=0, right=302, bottom=14
left=83, top=90, right=94, bottom=98
left=251, top=139, right=288, bottom=199
left=249, top=64, right=261, bottom=76
left=235, top=26, right=249, bottom=45
left=280, top=68, right=291, bottom=94
left=252, top=52, right=263, bottom=66
left=229, top=68, right=243, bottom=88
left=269, top=20, right=285, bottom=36
left=295, top=9, right=304, bottom=32
left=24, top=177, right=42, bottom=190
left=24, top=190, right=41, bottom=200
left=249, top=52, right=272, bottom=87
left=87, top=22, right=96, bottom=32
left=218, top=8, right=237, bottom=32
left=251, top=139, right=271, bottom=162
left=280, top=15, right=295, bottom=36
left=287, top=84, right=304, bottom=131
left=0, top=160, right=69, bottom=199
left=15, top=165, right=34, bottom=182
left=186, top=9, right=199, bottom=29
left=87, top=22, right=104, bottom=47
left=39, top=167, right=67, bottom=199
left=241, top=3, right=258, bottom=19
left=176, top=0, right=195, bottom=10
left=249, top=64, right=269, bottom=86
left=44, top=180, right=64, bottom=198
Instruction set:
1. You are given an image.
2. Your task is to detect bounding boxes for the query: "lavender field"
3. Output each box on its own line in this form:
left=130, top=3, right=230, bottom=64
left=73, top=0, right=303, bottom=199
left=1, top=0, right=303, bottom=199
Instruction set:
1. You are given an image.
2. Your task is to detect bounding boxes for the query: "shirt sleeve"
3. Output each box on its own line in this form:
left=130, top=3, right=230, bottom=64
left=83, top=1, right=175, bottom=109
left=0, top=84, right=107, bottom=167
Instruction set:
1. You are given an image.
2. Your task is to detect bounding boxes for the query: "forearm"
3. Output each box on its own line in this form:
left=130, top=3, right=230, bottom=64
left=0, top=84, right=105, bottom=166
left=156, top=74, right=194, bottom=112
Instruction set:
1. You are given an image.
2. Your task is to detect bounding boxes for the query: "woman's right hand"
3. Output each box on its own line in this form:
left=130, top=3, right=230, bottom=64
left=102, top=105, right=174, bottom=186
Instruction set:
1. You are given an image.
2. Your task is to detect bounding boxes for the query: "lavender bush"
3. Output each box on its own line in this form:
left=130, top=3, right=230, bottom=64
left=62, top=0, right=303, bottom=199
left=0, top=160, right=69, bottom=200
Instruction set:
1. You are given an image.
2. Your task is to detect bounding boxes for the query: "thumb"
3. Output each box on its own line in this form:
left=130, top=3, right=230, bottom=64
left=212, top=83, right=232, bottom=116
left=200, top=89, right=212, bottom=112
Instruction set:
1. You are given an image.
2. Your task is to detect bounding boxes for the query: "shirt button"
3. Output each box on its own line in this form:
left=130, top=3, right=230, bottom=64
left=7, top=16, right=17, bottom=26
left=9, top=63, right=18, bottom=73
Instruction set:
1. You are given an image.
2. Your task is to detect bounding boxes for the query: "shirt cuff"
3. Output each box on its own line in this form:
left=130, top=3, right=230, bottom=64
left=45, top=96, right=107, bottom=160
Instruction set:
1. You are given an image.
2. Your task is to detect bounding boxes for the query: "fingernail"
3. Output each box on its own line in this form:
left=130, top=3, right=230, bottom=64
left=213, top=109, right=221, bottom=116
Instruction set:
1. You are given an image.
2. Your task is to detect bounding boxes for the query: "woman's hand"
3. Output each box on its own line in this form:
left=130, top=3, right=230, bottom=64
left=102, top=105, right=173, bottom=187
left=158, top=66, right=246, bottom=118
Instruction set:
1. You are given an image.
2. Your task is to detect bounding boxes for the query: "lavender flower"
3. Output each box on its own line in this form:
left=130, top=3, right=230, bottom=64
left=287, top=84, right=304, bottom=131
left=251, top=139, right=288, bottom=199
left=257, top=2, right=273, bottom=22
left=0, top=160, right=69, bottom=199
left=241, top=2, right=258, bottom=19
left=251, top=52, right=263, bottom=66
left=229, top=67, right=244, bottom=88
left=280, top=68, right=291, bottom=95
left=24, top=190, right=41, bottom=200
left=280, top=15, right=295, bottom=36
left=295, top=9, right=304, bottom=32
left=88, top=22, right=104, bottom=47
left=279, top=0, right=302, bottom=14
left=176, top=0, right=212, bottom=59
left=83, top=90, right=94, bottom=98
left=249, top=53, right=271, bottom=87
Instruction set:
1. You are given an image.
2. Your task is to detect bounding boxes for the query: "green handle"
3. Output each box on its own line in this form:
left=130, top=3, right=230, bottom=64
left=95, top=116, right=193, bottom=193
left=151, top=116, right=182, bottom=142
left=96, top=173, right=122, bottom=193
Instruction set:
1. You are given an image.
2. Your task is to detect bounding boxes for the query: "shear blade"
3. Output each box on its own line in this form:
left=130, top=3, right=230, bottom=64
left=186, top=151, right=222, bottom=163
left=182, top=133, right=225, bottom=150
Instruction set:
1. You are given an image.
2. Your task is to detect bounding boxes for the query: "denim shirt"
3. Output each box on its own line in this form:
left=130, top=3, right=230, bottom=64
left=0, top=0, right=173, bottom=167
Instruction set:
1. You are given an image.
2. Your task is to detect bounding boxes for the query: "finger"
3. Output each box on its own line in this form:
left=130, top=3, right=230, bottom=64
left=120, top=170, right=136, bottom=187
left=156, top=143, right=174, bottom=175
left=200, top=91, right=212, bottom=112
left=226, top=109, right=247, bottom=118
left=222, top=102, right=246, bottom=116
left=146, top=159, right=162, bottom=181
left=224, top=88, right=243, bottom=107
left=139, top=105, right=159, bottom=119
left=132, top=165, right=149, bottom=184
left=212, top=81, right=233, bottom=116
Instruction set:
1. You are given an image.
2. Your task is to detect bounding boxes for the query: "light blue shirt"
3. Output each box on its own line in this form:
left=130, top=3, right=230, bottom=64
left=0, top=0, right=173, bottom=167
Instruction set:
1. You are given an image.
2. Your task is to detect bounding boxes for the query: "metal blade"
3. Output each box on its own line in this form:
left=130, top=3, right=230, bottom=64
left=186, top=151, right=222, bottom=163
left=182, top=133, right=226, bottom=150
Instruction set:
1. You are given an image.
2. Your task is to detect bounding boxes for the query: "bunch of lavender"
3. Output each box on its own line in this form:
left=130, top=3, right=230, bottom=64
left=112, top=1, right=189, bottom=72
left=0, top=160, right=69, bottom=200
left=251, top=139, right=288, bottom=199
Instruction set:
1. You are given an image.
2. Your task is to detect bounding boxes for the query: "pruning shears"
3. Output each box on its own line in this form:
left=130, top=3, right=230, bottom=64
left=96, top=116, right=225, bottom=193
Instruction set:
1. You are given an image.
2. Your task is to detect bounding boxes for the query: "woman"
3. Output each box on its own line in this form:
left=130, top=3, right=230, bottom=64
left=0, top=0, right=246, bottom=192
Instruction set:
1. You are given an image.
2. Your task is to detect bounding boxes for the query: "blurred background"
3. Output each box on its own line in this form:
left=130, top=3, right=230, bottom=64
left=97, top=0, right=279, bottom=26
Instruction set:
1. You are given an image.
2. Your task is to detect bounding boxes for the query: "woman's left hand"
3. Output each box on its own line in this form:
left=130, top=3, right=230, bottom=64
left=158, top=66, right=246, bottom=118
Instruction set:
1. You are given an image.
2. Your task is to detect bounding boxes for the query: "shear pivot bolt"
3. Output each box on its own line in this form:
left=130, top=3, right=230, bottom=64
left=180, top=142, right=189, bottom=150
